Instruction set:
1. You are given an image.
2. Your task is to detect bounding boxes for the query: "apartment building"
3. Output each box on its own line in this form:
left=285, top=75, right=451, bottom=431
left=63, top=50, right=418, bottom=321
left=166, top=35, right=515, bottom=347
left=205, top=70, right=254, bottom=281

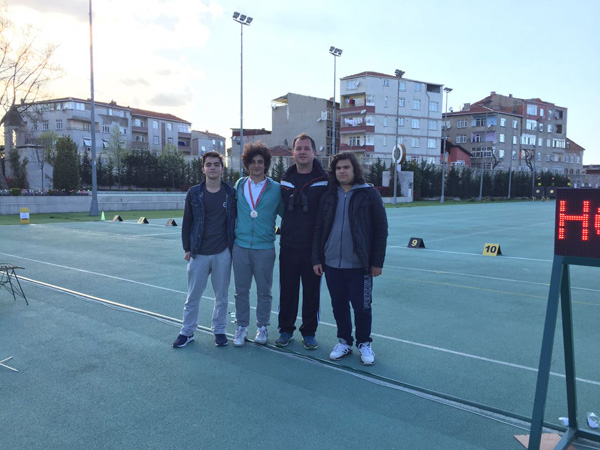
left=339, top=71, right=444, bottom=164
left=16, top=97, right=192, bottom=159
left=192, top=130, right=226, bottom=159
left=229, top=92, right=336, bottom=170
left=445, top=92, right=582, bottom=175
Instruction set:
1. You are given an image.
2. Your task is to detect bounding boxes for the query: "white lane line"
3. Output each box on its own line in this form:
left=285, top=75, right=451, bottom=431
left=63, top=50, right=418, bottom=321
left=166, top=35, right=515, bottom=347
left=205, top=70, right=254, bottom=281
left=388, top=246, right=553, bottom=263
left=12, top=255, right=600, bottom=388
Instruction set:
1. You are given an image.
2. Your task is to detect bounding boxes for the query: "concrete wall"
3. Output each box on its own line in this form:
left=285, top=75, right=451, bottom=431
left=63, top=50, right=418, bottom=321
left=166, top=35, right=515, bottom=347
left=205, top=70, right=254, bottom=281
left=0, top=192, right=186, bottom=215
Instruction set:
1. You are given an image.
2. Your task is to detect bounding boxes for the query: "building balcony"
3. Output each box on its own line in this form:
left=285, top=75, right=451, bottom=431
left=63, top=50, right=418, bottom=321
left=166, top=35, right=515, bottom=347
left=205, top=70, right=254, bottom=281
left=132, top=126, right=148, bottom=133
left=339, top=105, right=375, bottom=115
left=131, top=141, right=149, bottom=150
left=179, top=145, right=191, bottom=154
left=340, top=125, right=374, bottom=134
left=339, top=144, right=375, bottom=153
left=178, top=132, right=192, bottom=138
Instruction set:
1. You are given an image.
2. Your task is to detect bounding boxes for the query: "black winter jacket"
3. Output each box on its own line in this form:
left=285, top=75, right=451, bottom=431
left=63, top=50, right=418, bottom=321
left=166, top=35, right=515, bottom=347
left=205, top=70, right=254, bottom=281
left=181, top=181, right=237, bottom=257
left=312, top=185, right=388, bottom=273
left=279, top=160, right=328, bottom=250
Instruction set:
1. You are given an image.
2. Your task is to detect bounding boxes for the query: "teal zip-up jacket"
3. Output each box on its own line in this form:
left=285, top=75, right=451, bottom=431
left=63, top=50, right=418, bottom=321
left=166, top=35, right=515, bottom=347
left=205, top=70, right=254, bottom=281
left=234, top=176, right=284, bottom=249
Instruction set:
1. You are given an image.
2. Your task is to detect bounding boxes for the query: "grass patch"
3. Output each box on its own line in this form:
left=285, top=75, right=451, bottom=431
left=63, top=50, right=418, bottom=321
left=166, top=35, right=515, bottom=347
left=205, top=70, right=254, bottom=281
left=0, top=210, right=183, bottom=225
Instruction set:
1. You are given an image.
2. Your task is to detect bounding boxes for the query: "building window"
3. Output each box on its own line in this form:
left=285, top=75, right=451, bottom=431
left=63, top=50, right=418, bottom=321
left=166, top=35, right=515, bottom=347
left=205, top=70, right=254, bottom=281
left=153, top=120, right=159, bottom=129
left=427, top=138, right=437, bottom=149
left=540, top=108, right=544, bottom=117
left=108, top=108, right=113, bottom=116
left=471, top=134, right=483, bottom=143
left=383, top=79, right=389, bottom=87
left=42, top=121, right=49, bottom=130
left=414, top=83, right=422, bottom=92
left=366, top=95, right=375, bottom=106
left=526, top=119, right=537, bottom=130
left=499, top=134, right=505, bottom=143
left=537, top=153, right=542, bottom=162
left=102, top=125, right=110, bottom=133
left=134, top=119, right=144, bottom=127
left=513, top=136, right=518, bottom=145
left=526, top=104, right=538, bottom=116
left=457, top=119, right=468, bottom=128
left=498, top=149, right=505, bottom=159
left=383, top=135, right=387, bottom=146
left=384, top=116, right=388, bottom=127
left=56, top=119, right=63, bottom=130
left=412, top=99, right=421, bottom=110
left=411, top=119, right=420, bottom=129
left=410, top=137, right=420, bottom=148
left=167, top=137, right=173, bottom=144
left=512, top=150, right=517, bottom=160
left=428, top=120, right=437, bottom=131
left=399, top=80, right=406, bottom=91
left=538, top=137, right=543, bottom=147
left=472, top=117, right=486, bottom=127
left=398, top=117, right=404, bottom=127
left=500, top=117, right=506, bottom=127
left=512, top=120, right=518, bottom=129
left=399, top=97, right=405, bottom=107
left=121, top=127, right=127, bottom=135
left=384, top=96, right=388, bottom=108
left=456, top=134, right=467, bottom=144
left=429, top=101, right=439, bottom=112
left=153, top=136, right=159, bottom=145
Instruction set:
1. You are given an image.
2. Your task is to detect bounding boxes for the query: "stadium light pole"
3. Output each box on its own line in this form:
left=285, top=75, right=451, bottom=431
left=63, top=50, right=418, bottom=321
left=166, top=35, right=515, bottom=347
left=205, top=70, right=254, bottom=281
left=440, top=87, right=452, bottom=203
left=88, top=0, right=99, bottom=216
left=233, top=12, right=253, bottom=175
left=329, top=46, right=342, bottom=155
left=393, top=69, right=405, bottom=205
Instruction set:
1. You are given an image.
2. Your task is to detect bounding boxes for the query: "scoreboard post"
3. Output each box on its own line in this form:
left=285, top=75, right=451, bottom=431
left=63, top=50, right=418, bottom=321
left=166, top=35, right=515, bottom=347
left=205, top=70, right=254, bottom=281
left=529, top=189, right=600, bottom=449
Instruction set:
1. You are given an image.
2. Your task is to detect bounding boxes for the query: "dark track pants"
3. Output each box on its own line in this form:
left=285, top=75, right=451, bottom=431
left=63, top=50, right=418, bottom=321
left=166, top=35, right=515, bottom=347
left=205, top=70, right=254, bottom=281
left=278, top=247, right=321, bottom=337
left=324, top=265, right=373, bottom=346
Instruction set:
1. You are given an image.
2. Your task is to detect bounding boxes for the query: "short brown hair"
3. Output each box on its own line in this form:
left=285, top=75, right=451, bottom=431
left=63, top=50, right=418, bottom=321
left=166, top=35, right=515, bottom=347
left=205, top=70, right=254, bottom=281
left=291, top=133, right=316, bottom=152
left=242, top=141, right=271, bottom=173
left=202, top=151, right=224, bottom=167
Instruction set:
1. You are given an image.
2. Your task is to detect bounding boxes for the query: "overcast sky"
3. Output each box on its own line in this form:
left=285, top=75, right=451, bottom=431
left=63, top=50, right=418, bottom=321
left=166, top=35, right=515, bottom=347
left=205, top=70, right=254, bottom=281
left=6, top=0, right=600, bottom=163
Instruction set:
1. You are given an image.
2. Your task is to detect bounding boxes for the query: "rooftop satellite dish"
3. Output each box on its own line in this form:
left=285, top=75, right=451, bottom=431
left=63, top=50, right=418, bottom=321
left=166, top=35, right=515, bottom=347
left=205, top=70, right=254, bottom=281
left=319, top=145, right=324, bottom=151
left=360, top=109, right=366, bottom=114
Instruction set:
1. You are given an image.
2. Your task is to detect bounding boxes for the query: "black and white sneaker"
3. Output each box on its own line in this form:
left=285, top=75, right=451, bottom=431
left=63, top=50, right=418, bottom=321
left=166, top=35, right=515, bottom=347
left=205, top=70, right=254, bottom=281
left=214, top=334, right=228, bottom=347
left=173, top=334, right=194, bottom=348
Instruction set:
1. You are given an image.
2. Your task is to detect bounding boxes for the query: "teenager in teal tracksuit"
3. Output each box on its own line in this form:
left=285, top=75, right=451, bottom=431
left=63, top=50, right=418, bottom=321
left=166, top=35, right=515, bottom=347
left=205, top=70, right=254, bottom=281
left=232, top=142, right=284, bottom=346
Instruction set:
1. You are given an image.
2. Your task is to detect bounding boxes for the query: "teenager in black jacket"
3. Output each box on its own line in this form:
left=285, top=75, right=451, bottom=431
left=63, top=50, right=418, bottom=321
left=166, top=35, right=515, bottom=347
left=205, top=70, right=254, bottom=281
left=312, top=152, right=388, bottom=365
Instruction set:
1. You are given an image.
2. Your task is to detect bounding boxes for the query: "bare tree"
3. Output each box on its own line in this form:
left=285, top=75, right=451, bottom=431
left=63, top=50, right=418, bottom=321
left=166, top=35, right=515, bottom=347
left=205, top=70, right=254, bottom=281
left=490, top=147, right=505, bottom=169
left=0, top=6, right=62, bottom=188
left=523, top=149, right=534, bottom=172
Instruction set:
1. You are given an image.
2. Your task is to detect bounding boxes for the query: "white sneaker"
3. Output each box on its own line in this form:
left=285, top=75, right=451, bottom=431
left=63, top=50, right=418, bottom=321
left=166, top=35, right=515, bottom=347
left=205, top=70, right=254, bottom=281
left=358, top=342, right=375, bottom=365
left=255, top=326, right=268, bottom=345
left=329, top=340, right=352, bottom=360
left=233, top=326, right=248, bottom=347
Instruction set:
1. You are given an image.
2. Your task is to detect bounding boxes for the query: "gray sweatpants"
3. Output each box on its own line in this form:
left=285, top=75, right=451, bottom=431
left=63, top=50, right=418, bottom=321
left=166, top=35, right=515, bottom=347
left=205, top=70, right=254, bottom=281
left=232, top=244, right=275, bottom=328
left=180, top=248, right=231, bottom=336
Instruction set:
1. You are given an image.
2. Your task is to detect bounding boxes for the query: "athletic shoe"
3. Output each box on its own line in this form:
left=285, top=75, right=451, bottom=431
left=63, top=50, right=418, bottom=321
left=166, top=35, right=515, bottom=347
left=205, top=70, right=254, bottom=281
left=302, top=336, right=319, bottom=350
left=233, top=326, right=248, bottom=347
left=275, top=332, right=294, bottom=347
left=214, top=334, right=228, bottom=347
left=173, top=334, right=194, bottom=348
left=329, top=340, right=352, bottom=360
left=255, top=326, right=268, bottom=345
left=358, top=342, right=375, bottom=365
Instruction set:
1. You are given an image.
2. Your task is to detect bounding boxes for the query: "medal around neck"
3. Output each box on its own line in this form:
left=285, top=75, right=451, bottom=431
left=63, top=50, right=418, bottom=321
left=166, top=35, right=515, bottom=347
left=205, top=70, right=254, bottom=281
left=250, top=210, right=258, bottom=218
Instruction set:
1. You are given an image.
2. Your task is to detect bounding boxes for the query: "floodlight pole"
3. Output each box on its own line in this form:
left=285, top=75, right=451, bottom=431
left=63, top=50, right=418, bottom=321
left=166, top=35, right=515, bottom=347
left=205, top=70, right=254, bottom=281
left=441, top=87, right=452, bottom=203
left=329, top=47, right=342, bottom=155
left=233, top=12, right=252, bottom=176
left=88, top=0, right=99, bottom=216
left=393, top=69, right=405, bottom=205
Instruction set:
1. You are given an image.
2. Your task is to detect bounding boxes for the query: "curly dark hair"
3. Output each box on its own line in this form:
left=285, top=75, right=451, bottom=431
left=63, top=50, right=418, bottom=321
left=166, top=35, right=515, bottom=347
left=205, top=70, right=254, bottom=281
left=328, top=152, right=365, bottom=188
left=242, top=141, right=271, bottom=173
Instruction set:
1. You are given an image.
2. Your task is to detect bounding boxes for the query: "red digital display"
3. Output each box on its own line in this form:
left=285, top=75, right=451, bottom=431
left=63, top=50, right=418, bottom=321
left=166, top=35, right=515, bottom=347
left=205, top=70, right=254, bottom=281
left=554, top=188, right=600, bottom=259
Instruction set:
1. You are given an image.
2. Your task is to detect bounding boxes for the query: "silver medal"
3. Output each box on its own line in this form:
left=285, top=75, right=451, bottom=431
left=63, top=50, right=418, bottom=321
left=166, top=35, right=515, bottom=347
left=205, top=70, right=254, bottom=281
left=250, top=210, right=258, bottom=218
